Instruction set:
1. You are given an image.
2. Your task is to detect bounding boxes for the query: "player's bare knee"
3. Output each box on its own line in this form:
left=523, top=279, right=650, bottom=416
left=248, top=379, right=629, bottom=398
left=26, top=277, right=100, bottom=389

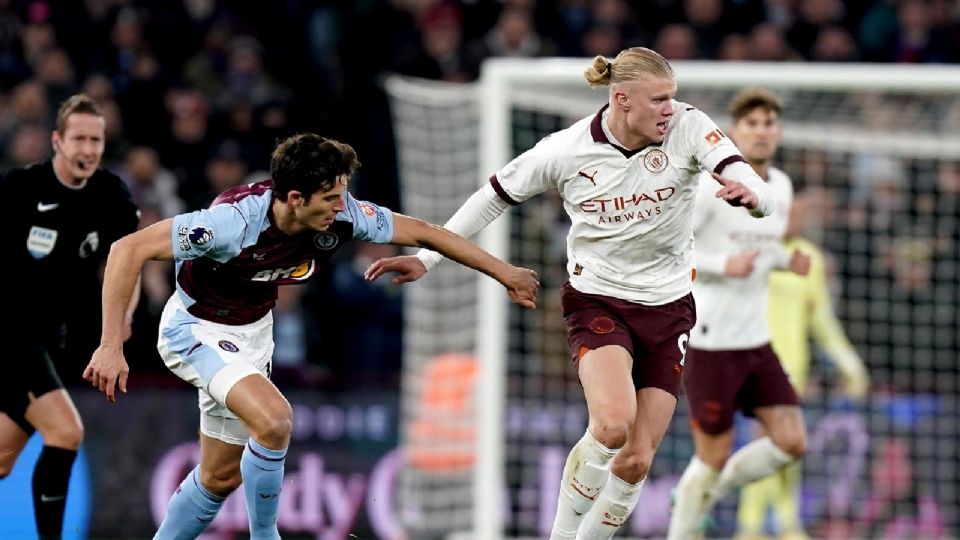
left=200, top=463, right=242, bottom=496
left=612, top=450, right=651, bottom=483
left=254, top=403, right=294, bottom=448
left=773, top=429, right=807, bottom=459
left=590, top=419, right=629, bottom=449
left=43, top=422, right=84, bottom=450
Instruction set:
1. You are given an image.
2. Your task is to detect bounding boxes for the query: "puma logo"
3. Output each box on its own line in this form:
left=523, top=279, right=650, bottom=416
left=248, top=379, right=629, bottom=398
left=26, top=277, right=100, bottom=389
left=577, top=170, right=598, bottom=185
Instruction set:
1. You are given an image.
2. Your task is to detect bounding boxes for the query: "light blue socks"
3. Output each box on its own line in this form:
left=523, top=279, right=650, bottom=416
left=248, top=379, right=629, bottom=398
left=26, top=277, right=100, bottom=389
left=154, top=466, right=225, bottom=540
left=240, top=439, right=287, bottom=540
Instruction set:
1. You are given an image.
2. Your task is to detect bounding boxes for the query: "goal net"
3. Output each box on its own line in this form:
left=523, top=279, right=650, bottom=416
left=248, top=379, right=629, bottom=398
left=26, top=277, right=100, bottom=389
left=385, top=60, right=960, bottom=540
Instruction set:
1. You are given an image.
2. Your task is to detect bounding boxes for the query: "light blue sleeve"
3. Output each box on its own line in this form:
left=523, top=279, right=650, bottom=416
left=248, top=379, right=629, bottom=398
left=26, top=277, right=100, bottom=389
left=171, top=204, right=251, bottom=262
left=337, top=191, right=395, bottom=243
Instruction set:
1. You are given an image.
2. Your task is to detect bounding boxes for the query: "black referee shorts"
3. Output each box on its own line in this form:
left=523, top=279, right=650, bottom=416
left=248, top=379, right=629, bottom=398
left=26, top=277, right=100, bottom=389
left=0, top=332, right=65, bottom=435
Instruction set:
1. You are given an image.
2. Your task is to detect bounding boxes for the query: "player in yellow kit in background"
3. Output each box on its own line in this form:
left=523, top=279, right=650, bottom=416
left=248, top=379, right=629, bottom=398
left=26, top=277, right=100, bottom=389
left=736, top=188, right=870, bottom=540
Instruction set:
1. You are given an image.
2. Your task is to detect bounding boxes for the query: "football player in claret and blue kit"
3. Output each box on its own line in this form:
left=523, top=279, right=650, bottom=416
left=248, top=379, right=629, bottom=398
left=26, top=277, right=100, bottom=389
left=83, top=132, right=538, bottom=539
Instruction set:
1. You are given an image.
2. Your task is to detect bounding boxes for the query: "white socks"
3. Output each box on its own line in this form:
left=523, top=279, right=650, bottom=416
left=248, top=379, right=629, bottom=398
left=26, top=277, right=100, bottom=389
left=576, top=473, right=644, bottom=540
left=668, top=438, right=794, bottom=540
left=707, top=437, right=793, bottom=507
left=549, top=430, right=618, bottom=540
left=667, top=456, right=719, bottom=540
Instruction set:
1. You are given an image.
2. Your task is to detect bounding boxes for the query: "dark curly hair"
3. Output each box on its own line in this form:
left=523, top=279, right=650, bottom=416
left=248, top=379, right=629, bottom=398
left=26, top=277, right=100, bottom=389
left=270, top=133, right=361, bottom=200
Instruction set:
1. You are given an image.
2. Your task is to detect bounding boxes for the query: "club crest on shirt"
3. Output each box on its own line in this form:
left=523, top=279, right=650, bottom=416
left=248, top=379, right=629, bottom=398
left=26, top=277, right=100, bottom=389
left=644, top=149, right=668, bottom=173
left=27, top=226, right=57, bottom=259
left=218, top=340, right=239, bottom=353
left=79, top=231, right=99, bottom=258
left=314, top=232, right=338, bottom=250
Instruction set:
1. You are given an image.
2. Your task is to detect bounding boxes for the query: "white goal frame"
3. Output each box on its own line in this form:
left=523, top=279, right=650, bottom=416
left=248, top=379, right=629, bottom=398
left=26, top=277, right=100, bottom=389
left=474, top=58, right=960, bottom=540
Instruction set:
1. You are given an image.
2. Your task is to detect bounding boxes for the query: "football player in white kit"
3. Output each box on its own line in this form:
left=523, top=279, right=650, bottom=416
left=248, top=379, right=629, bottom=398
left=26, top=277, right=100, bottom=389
left=83, top=134, right=539, bottom=540
left=667, top=88, right=811, bottom=540
left=366, top=47, right=776, bottom=540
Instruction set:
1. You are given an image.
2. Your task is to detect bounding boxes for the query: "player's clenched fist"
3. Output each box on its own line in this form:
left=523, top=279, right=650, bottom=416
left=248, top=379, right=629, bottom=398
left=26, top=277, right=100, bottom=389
left=503, top=266, right=540, bottom=309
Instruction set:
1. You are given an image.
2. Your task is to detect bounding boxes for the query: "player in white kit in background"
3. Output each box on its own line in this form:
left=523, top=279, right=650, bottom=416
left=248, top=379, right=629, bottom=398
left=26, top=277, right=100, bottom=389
left=667, top=88, right=811, bottom=540
left=366, top=48, right=777, bottom=540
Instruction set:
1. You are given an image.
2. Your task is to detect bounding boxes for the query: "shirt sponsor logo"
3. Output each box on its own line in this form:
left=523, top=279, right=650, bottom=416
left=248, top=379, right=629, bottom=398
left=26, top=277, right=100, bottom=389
left=376, top=210, right=387, bottom=231
left=218, top=340, right=239, bottom=353
left=579, top=187, right=676, bottom=213
left=79, top=231, right=99, bottom=258
left=643, top=149, right=668, bottom=173
left=704, top=129, right=726, bottom=146
left=314, top=232, right=338, bottom=250
left=251, top=260, right=316, bottom=282
left=189, top=226, right=214, bottom=246
left=27, top=226, right=57, bottom=259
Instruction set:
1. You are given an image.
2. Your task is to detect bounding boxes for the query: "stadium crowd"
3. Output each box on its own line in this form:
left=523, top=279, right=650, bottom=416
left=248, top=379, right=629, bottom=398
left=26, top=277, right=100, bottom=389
left=1, top=0, right=957, bottom=390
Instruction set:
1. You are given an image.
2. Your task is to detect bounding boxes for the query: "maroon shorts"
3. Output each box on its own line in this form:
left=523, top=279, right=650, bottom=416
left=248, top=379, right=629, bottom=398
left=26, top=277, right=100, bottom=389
left=560, top=281, right=696, bottom=397
left=683, top=344, right=799, bottom=435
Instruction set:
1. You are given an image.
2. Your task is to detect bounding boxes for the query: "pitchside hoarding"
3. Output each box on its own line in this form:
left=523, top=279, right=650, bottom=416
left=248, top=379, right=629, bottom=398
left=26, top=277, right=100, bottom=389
left=0, top=389, right=954, bottom=538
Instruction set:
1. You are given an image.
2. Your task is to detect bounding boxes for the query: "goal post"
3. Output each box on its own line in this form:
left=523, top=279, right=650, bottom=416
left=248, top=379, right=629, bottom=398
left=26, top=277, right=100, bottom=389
left=386, top=60, right=960, bottom=540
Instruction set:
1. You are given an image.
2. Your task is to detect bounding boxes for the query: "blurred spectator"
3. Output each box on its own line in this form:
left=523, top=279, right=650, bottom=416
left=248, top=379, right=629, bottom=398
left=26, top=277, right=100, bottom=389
left=34, top=47, right=75, bottom=105
left=717, top=33, right=749, bottom=61
left=786, top=0, right=846, bottom=59
left=654, top=23, right=700, bottom=60
left=0, top=0, right=24, bottom=86
left=121, top=146, right=185, bottom=219
left=4, top=122, right=46, bottom=167
left=161, top=88, right=209, bottom=203
left=810, top=25, right=860, bottom=61
left=894, top=0, right=957, bottom=63
left=466, top=5, right=555, bottom=68
left=393, top=2, right=474, bottom=82
left=858, top=0, right=900, bottom=61
left=191, top=139, right=248, bottom=209
left=0, top=79, right=50, bottom=145
left=679, top=0, right=726, bottom=57
left=580, top=23, right=624, bottom=58
left=748, top=22, right=800, bottom=61
left=183, top=19, right=233, bottom=101
left=218, top=35, right=290, bottom=108
left=19, top=17, right=56, bottom=70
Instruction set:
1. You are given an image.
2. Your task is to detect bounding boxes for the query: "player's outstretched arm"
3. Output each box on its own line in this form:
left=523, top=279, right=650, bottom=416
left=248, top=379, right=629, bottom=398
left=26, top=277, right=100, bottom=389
left=84, top=219, right=175, bottom=402
left=710, top=160, right=773, bottom=217
left=381, top=213, right=539, bottom=309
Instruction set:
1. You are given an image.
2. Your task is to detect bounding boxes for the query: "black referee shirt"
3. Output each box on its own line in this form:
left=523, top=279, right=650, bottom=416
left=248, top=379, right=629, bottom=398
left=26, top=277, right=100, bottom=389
left=2, top=161, right=139, bottom=326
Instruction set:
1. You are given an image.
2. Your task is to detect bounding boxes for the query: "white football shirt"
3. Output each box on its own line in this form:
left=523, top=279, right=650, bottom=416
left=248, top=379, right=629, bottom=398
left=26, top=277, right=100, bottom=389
left=492, top=101, right=755, bottom=305
left=689, top=166, right=794, bottom=350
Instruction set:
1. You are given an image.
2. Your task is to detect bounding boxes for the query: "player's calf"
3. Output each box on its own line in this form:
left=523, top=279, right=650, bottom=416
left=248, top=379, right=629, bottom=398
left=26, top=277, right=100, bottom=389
left=550, top=430, right=618, bottom=540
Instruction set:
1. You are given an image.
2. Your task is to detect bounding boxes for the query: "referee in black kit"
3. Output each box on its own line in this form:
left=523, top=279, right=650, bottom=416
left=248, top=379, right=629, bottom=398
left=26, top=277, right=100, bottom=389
left=0, top=94, right=138, bottom=539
